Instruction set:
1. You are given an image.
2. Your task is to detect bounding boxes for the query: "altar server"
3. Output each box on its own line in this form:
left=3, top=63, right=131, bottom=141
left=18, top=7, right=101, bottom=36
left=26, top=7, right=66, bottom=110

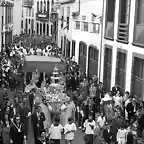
left=31, top=106, right=46, bottom=144
left=64, top=117, right=77, bottom=144
left=10, top=115, right=26, bottom=144
left=49, top=117, right=63, bottom=144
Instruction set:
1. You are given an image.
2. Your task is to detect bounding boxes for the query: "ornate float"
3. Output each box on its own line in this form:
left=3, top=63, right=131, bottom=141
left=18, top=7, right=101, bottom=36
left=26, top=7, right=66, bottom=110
left=44, top=66, right=69, bottom=114
left=34, top=66, right=70, bottom=115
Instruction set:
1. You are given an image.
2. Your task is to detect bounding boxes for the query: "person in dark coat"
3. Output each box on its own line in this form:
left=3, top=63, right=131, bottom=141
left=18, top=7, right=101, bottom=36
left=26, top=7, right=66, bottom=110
left=103, top=122, right=112, bottom=144
left=70, top=73, right=76, bottom=91
left=29, top=88, right=35, bottom=112
left=125, top=98, right=134, bottom=123
left=10, top=115, right=26, bottom=144
left=31, top=106, right=46, bottom=144
left=19, top=98, right=31, bottom=139
left=112, top=84, right=121, bottom=96
left=37, top=130, right=49, bottom=144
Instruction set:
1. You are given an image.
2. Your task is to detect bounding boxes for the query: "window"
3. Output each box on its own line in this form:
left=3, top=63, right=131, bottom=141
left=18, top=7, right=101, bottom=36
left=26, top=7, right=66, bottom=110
left=29, top=29, right=31, bottom=34
left=44, top=1, right=46, bottom=12
left=21, top=20, right=23, bottom=29
left=75, top=21, right=80, bottom=29
left=26, top=8, right=28, bottom=16
left=37, top=23, right=39, bottom=34
left=22, top=10, right=23, bottom=17
left=51, top=25, right=53, bottom=35
left=67, top=7, right=70, bottom=17
left=32, top=8, right=34, bottom=17
left=61, top=36, right=63, bottom=50
left=106, top=0, right=115, bottom=22
left=82, top=22, right=89, bottom=31
left=31, top=19, right=34, bottom=29
left=136, top=0, right=144, bottom=24
left=29, top=19, right=30, bottom=24
left=40, top=1, right=42, bottom=12
left=47, top=0, right=49, bottom=19
left=91, top=23, right=100, bottom=33
left=37, top=1, right=39, bottom=11
left=29, top=8, right=31, bottom=17
left=105, top=0, right=115, bottom=38
left=43, top=23, right=45, bottom=34
left=67, top=17, right=69, bottom=30
left=47, top=24, right=49, bottom=35
left=40, top=23, right=42, bottom=35
left=131, top=57, right=144, bottom=98
left=72, top=40, right=76, bottom=56
left=25, top=19, right=28, bottom=29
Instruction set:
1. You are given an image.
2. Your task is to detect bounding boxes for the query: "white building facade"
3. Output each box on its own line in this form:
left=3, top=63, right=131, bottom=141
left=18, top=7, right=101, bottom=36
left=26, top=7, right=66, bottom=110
left=100, top=0, right=144, bottom=98
left=21, top=0, right=35, bottom=34
left=58, top=0, right=103, bottom=77
left=13, top=0, right=23, bottom=35
left=0, top=0, right=14, bottom=50
left=35, top=0, right=52, bottom=36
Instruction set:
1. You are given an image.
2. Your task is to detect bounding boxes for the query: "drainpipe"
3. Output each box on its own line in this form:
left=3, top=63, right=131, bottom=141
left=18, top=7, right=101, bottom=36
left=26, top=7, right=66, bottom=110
left=98, top=0, right=104, bottom=83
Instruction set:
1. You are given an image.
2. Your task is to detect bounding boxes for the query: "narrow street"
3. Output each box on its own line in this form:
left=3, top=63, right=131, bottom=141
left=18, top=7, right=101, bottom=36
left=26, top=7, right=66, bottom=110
left=6, top=90, right=85, bottom=144
left=27, top=123, right=85, bottom=144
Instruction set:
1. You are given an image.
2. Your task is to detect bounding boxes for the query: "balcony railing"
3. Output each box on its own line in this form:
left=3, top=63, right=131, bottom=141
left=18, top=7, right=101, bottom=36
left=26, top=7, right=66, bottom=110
left=105, top=22, right=114, bottom=39
left=36, top=11, right=49, bottom=21
left=117, top=23, right=129, bottom=42
left=23, top=0, right=34, bottom=8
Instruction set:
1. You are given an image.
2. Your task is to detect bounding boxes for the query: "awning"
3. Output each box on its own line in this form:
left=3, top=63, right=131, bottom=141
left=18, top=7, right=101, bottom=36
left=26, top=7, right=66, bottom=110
left=24, top=55, right=66, bottom=72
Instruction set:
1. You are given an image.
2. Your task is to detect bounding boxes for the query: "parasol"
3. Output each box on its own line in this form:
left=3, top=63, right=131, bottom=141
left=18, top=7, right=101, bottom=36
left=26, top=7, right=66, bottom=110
left=102, top=93, right=112, bottom=101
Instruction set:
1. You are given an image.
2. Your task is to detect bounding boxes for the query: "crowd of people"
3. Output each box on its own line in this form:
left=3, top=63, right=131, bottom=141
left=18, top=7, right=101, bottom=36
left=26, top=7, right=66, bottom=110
left=0, top=34, right=144, bottom=144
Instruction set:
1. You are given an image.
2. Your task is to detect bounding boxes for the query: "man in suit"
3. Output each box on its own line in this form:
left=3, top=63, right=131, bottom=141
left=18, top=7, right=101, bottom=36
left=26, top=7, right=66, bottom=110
left=31, top=106, right=45, bottom=144
left=10, top=115, right=26, bottom=144
left=29, top=88, right=35, bottom=112
left=112, top=84, right=121, bottom=96
left=103, top=122, right=112, bottom=144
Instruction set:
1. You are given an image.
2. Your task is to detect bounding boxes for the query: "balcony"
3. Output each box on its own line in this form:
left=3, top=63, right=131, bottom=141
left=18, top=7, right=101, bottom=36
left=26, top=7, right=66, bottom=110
left=133, top=24, right=144, bottom=47
left=23, top=0, right=34, bottom=8
left=36, top=11, right=49, bottom=21
left=105, top=22, right=114, bottom=40
left=117, top=23, right=129, bottom=43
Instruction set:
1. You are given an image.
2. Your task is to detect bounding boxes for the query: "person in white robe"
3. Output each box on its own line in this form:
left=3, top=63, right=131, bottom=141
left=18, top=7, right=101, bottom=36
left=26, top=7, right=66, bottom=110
left=61, top=101, right=75, bottom=126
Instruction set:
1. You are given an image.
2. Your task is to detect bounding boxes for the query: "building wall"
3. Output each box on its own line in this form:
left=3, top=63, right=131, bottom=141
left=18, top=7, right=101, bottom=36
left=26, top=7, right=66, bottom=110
left=58, top=0, right=103, bottom=76
left=0, top=6, right=2, bottom=50
left=0, top=0, right=14, bottom=51
left=101, top=0, right=144, bottom=97
left=35, top=0, right=52, bottom=36
left=13, top=0, right=23, bottom=35
left=21, top=0, right=36, bottom=34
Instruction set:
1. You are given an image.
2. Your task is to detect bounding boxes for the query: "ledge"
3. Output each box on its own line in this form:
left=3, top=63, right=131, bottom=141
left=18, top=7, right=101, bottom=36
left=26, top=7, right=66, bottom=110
left=104, top=36, right=114, bottom=41
left=60, top=0, right=75, bottom=4
left=116, top=39, right=129, bottom=44
left=132, top=42, right=144, bottom=48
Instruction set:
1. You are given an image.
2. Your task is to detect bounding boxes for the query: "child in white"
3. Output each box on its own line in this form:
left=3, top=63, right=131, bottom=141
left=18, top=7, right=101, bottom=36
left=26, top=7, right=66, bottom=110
left=117, top=125, right=127, bottom=144
left=64, top=117, right=77, bottom=144
left=49, top=117, right=63, bottom=144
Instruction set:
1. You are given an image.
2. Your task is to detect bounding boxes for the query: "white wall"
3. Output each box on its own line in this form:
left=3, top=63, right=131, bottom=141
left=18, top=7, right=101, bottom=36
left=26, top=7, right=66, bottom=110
left=0, top=6, right=2, bottom=51
left=58, top=0, right=103, bottom=75
left=101, top=0, right=144, bottom=94
left=13, top=0, right=23, bottom=35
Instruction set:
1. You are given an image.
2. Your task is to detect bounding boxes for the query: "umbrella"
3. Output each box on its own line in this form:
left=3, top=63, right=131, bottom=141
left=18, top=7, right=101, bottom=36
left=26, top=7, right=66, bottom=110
left=102, top=93, right=112, bottom=101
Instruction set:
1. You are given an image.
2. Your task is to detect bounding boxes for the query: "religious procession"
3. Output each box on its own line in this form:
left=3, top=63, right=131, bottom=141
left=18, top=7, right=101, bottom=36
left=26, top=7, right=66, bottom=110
left=0, top=34, right=144, bottom=144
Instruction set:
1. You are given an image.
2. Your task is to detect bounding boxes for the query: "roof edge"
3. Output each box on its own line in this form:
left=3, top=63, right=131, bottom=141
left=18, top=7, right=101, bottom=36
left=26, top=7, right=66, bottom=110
left=60, top=0, right=75, bottom=5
